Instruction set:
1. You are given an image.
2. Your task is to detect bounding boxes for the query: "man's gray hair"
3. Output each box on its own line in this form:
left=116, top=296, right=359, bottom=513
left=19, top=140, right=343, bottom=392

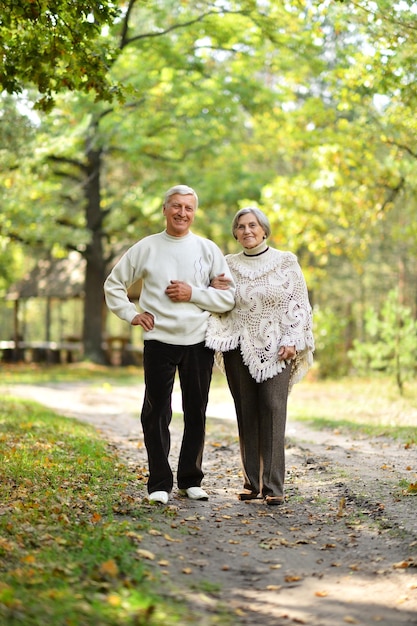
left=164, top=185, right=199, bottom=209
left=232, top=206, right=271, bottom=240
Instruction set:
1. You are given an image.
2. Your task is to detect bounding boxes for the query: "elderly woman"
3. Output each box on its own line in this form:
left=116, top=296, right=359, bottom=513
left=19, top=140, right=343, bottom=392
left=206, top=207, right=314, bottom=505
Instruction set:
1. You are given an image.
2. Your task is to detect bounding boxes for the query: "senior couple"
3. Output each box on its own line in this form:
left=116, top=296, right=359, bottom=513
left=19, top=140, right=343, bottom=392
left=104, top=185, right=314, bottom=507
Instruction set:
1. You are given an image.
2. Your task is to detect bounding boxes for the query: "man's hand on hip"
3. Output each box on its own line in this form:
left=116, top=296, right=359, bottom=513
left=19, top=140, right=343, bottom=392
left=131, top=312, right=155, bottom=330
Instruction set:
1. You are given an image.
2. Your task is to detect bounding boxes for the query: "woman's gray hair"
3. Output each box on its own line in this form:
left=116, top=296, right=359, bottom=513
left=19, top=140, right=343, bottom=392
left=164, top=185, right=199, bottom=209
left=232, top=206, right=271, bottom=240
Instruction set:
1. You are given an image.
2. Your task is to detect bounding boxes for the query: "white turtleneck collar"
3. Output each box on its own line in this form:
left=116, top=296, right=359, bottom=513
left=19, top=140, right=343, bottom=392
left=243, top=240, right=269, bottom=256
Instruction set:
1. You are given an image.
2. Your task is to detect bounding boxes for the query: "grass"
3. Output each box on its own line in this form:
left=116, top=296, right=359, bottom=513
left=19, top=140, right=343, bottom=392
left=288, top=376, right=417, bottom=444
left=0, top=395, right=232, bottom=626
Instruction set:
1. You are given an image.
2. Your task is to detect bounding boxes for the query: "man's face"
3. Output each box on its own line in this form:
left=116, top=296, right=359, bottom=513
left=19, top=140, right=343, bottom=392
left=163, top=193, right=196, bottom=237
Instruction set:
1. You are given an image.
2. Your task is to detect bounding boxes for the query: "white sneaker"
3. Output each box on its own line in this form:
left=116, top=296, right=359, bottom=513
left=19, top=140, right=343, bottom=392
left=148, top=491, right=169, bottom=504
left=181, top=486, right=209, bottom=501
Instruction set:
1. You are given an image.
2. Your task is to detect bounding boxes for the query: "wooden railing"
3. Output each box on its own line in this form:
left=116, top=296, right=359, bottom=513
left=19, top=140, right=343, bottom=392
left=0, top=340, right=143, bottom=366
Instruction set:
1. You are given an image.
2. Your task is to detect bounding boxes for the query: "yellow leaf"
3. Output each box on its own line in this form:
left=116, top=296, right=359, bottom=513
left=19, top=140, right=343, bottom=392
left=21, top=555, right=36, bottom=564
left=148, top=529, right=162, bottom=536
left=99, top=559, right=119, bottom=578
left=285, top=575, right=302, bottom=582
left=315, top=590, right=328, bottom=597
left=266, top=585, right=282, bottom=591
left=182, top=568, right=192, bottom=574
left=337, top=497, right=346, bottom=517
left=164, top=533, right=182, bottom=542
left=107, top=594, right=121, bottom=607
left=125, top=531, right=143, bottom=543
left=137, top=549, right=155, bottom=561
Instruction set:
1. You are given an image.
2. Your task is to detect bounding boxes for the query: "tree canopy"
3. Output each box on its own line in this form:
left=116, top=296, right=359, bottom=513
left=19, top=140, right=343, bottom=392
left=1, top=0, right=417, bottom=376
left=0, top=0, right=121, bottom=110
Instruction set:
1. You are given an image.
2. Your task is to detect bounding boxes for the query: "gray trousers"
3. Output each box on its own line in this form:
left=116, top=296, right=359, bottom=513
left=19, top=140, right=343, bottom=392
left=223, top=348, right=292, bottom=498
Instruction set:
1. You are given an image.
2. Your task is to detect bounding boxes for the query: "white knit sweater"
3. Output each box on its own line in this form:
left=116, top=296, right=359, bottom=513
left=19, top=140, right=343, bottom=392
left=104, top=231, right=235, bottom=345
left=205, top=246, right=314, bottom=388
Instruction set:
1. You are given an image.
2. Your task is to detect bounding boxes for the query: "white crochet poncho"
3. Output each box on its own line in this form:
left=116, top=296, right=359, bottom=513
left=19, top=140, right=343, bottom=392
left=205, top=247, right=314, bottom=389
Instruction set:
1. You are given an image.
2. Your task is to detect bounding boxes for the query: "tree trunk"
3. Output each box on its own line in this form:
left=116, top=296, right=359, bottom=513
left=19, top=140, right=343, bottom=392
left=82, top=139, right=107, bottom=363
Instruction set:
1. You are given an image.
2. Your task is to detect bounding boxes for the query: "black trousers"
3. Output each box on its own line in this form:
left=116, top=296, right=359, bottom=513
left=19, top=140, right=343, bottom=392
left=223, top=348, right=292, bottom=498
left=141, top=340, right=214, bottom=494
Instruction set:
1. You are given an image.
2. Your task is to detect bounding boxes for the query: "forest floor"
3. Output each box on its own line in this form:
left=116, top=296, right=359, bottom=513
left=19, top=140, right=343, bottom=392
left=3, top=380, right=417, bottom=626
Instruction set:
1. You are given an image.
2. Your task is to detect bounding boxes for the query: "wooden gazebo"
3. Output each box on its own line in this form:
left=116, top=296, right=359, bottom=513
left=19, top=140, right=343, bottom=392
left=2, top=251, right=142, bottom=365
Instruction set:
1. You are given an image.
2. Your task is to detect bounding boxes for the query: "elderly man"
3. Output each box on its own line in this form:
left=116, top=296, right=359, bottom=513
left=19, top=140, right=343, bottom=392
left=104, top=185, right=235, bottom=504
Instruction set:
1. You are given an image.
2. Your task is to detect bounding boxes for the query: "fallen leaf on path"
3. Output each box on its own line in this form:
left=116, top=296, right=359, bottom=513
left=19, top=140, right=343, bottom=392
left=285, top=575, right=302, bottom=582
left=163, top=533, right=182, bottom=542
left=337, top=497, right=346, bottom=517
left=343, top=617, right=358, bottom=624
left=315, top=590, right=328, bottom=597
left=397, top=595, right=410, bottom=604
left=125, top=531, right=143, bottom=543
left=182, top=568, right=192, bottom=574
left=266, top=585, right=282, bottom=591
left=148, top=529, right=162, bottom=536
left=136, top=549, right=155, bottom=561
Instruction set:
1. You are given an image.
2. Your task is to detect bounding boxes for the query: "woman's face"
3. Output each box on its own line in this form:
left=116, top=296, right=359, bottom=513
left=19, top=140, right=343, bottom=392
left=235, top=213, right=266, bottom=249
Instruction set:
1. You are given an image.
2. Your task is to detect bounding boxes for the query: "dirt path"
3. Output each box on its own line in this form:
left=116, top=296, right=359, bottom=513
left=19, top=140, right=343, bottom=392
left=3, top=381, right=417, bottom=626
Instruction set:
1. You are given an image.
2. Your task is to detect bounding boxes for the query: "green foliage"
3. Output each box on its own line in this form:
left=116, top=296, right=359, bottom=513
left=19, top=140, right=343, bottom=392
left=0, top=0, right=121, bottom=111
left=312, top=305, right=349, bottom=378
left=348, top=290, right=417, bottom=393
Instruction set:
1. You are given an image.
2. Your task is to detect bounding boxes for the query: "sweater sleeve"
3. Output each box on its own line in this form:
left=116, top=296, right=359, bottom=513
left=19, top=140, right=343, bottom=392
left=104, top=248, right=142, bottom=324
left=189, top=245, right=236, bottom=313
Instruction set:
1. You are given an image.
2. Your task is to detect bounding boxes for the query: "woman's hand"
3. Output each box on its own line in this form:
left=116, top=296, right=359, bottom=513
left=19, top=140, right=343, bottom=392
left=210, top=273, right=232, bottom=290
left=278, top=345, right=296, bottom=361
